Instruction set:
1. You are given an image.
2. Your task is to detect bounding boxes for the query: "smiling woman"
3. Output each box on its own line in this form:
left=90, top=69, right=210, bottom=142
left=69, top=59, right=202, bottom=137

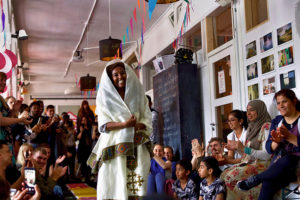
left=87, top=59, right=152, bottom=200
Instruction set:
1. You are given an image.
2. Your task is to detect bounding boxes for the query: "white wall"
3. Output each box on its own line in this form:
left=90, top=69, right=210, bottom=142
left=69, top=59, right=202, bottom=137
left=237, top=0, right=300, bottom=118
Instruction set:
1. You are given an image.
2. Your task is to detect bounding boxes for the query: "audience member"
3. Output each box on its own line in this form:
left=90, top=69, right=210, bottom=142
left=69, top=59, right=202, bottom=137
left=147, top=144, right=170, bottom=194
left=226, top=110, right=248, bottom=163
left=0, top=141, right=24, bottom=190
left=164, top=146, right=176, bottom=196
left=16, top=144, right=33, bottom=169
left=222, top=99, right=272, bottom=199
left=146, top=95, right=159, bottom=144
left=172, top=159, right=197, bottom=200
left=91, top=115, right=100, bottom=148
left=32, top=147, right=67, bottom=200
left=237, top=89, right=300, bottom=199
left=198, top=156, right=225, bottom=200
left=77, top=100, right=95, bottom=130
left=77, top=116, right=92, bottom=182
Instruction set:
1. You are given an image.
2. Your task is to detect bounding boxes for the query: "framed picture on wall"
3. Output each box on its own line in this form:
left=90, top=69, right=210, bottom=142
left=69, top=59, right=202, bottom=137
left=261, top=54, right=275, bottom=74
left=277, top=22, right=292, bottom=45
left=247, top=62, right=258, bottom=80
left=248, top=83, right=259, bottom=101
left=260, top=32, right=273, bottom=53
left=246, top=41, right=257, bottom=59
left=263, top=77, right=276, bottom=95
left=280, top=70, right=296, bottom=89
left=278, top=46, right=294, bottom=67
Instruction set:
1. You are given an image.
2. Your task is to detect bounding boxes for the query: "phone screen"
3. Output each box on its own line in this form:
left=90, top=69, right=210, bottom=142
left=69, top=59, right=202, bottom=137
left=24, top=168, right=36, bottom=194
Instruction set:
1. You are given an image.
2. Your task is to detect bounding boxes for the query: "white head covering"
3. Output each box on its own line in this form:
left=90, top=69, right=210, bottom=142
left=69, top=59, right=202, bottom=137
left=88, top=59, right=152, bottom=170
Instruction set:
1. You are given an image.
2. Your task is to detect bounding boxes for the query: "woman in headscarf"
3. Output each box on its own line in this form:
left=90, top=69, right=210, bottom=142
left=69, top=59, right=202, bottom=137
left=221, top=99, right=272, bottom=200
left=87, top=59, right=152, bottom=200
left=237, top=89, right=300, bottom=199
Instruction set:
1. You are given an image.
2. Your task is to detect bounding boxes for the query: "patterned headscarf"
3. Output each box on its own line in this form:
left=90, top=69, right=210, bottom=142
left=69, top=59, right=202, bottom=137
left=246, top=100, right=271, bottom=150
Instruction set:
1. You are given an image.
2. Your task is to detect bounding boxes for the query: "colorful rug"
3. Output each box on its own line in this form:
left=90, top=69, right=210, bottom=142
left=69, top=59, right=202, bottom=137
left=66, top=183, right=97, bottom=200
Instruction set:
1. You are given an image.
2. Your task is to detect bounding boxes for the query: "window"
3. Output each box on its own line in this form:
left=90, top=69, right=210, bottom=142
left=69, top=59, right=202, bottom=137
left=206, top=6, right=233, bottom=52
left=244, top=0, right=269, bottom=31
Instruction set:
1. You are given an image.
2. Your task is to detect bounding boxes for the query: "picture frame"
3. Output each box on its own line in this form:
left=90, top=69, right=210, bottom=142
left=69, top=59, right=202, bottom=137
left=246, top=62, right=258, bottom=80
left=278, top=46, right=294, bottom=68
left=277, top=22, right=292, bottom=45
left=263, top=76, right=276, bottom=95
left=260, top=32, right=273, bottom=53
left=261, top=54, right=274, bottom=74
left=245, top=40, right=257, bottom=59
left=280, top=70, right=296, bottom=89
left=248, top=83, right=259, bottom=101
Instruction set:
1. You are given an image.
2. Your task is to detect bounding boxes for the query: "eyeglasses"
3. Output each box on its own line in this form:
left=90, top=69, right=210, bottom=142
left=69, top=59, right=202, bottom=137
left=226, top=119, right=236, bottom=123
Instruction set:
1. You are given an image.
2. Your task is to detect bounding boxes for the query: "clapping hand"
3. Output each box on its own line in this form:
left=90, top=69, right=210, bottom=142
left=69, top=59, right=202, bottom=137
left=270, top=125, right=288, bottom=143
left=191, top=139, right=205, bottom=157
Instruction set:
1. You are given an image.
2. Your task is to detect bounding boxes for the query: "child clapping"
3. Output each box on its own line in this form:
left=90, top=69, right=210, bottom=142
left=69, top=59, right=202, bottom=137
left=172, top=160, right=198, bottom=200
left=198, top=157, right=225, bottom=200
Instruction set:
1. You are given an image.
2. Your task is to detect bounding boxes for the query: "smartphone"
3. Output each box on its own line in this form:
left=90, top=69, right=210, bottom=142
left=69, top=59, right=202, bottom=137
left=24, top=168, right=36, bottom=194
left=37, top=117, right=42, bottom=125
left=10, top=188, right=17, bottom=199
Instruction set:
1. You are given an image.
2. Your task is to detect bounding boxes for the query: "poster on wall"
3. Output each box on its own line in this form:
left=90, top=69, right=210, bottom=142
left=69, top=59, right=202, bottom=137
left=277, top=22, right=292, bottom=45
left=260, top=32, right=273, bottom=53
left=246, top=41, right=257, bottom=59
left=263, top=77, right=276, bottom=95
left=280, top=70, right=296, bottom=89
left=247, top=62, right=258, bottom=80
left=278, top=46, right=294, bottom=67
left=218, top=70, right=226, bottom=94
left=261, top=55, right=274, bottom=74
left=248, top=83, right=259, bottom=101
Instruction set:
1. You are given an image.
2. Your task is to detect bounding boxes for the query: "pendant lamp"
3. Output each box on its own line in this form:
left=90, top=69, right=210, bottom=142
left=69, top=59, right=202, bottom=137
left=145, top=0, right=179, bottom=4
left=99, top=0, right=122, bottom=61
left=80, top=74, right=96, bottom=91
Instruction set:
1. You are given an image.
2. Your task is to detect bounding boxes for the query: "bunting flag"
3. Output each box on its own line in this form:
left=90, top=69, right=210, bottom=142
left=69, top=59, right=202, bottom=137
left=130, top=18, right=133, bottom=37
left=123, top=35, right=126, bottom=44
left=137, top=0, right=140, bottom=8
left=126, top=26, right=129, bottom=40
left=143, top=0, right=146, bottom=14
left=133, top=8, right=137, bottom=23
left=142, top=15, right=146, bottom=32
left=1, top=0, right=4, bottom=31
left=148, top=0, right=157, bottom=20
left=120, top=43, right=122, bottom=55
left=117, top=48, right=120, bottom=58
left=141, top=24, right=144, bottom=44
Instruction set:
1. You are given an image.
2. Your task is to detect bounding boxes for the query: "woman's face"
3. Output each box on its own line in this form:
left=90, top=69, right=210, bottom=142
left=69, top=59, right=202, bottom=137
left=0, top=76, right=6, bottom=93
left=23, top=147, right=33, bottom=159
left=111, top=66, right=126, bottom=89
left=7, top=98, right=16, bottom=110
left=153, top=145, right=164, bottom=158
left=164, top=147, right=173, bottom=161
left=227, top=114, right=242, bottom=130
left=81, top=117, right=87, bottom=125
left=83, top=102, right=88, bottom=110
left=276, top=95, right=296, bottom=117
left=247, top=104, right=258, bottom=122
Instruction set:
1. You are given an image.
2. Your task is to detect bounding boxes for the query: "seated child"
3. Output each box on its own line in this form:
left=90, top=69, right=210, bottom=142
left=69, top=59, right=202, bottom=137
left=172, top=160, right=198, bottom=200
left=147, top=144, right=171, bottom=194
left=198, top=156, right=226, bottom=200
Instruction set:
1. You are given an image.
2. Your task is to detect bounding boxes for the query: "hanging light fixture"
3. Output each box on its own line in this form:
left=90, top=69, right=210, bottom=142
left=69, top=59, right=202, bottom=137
left=145, top=0, right=179, bottom=4
left=80, top=74, right=96, bottom=91
left=99, top=0, right=122, bottom=61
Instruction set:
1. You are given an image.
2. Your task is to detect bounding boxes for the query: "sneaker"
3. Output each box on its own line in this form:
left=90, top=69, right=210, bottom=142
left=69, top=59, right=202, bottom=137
left=237, top=176, right=261, bottom=191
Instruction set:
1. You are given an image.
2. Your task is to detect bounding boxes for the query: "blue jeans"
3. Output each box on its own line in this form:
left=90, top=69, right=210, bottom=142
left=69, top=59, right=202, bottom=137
left=147, top=173, right=165, bottom=195
left=257, top=154, right=298, bottom=200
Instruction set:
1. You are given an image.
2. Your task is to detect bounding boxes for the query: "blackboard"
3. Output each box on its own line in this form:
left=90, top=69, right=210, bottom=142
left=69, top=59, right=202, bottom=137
left=153, top=64, right=201, bottom=160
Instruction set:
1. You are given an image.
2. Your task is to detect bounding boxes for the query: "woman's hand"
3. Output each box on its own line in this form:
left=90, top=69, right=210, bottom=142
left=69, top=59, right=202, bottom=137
left=135, top=123, right=146, bottom=131
left=19, top=117, right=33, bottom=125
left=225, top=140, right=238, bottom=151
left=125, top=115, right=136, bottom=127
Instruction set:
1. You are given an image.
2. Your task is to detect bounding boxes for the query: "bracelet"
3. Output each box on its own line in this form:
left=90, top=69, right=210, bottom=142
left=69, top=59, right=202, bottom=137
left=244, top=147, right=251, bottom=155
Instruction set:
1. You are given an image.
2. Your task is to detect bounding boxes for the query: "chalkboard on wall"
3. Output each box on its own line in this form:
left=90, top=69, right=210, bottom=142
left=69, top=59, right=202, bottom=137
left=153, top=64, right=201, bottom=160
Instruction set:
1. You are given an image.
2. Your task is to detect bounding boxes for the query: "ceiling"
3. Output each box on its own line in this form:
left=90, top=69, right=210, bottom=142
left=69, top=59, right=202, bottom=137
left=12, top=0, right=170, bottom=96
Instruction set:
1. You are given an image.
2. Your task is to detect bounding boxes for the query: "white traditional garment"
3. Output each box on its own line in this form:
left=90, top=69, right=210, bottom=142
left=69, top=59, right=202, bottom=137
left=87, top=59, right=152, bottom=200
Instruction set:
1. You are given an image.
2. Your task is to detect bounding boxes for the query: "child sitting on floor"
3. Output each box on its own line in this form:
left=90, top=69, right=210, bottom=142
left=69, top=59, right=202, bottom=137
left=198, top=156, right=225, bottom=200
left=172, top=159, right=198, bottom=200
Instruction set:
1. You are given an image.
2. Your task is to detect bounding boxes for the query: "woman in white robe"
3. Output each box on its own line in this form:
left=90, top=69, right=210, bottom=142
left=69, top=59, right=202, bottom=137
left=87, top=59, right=152, bottom=200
